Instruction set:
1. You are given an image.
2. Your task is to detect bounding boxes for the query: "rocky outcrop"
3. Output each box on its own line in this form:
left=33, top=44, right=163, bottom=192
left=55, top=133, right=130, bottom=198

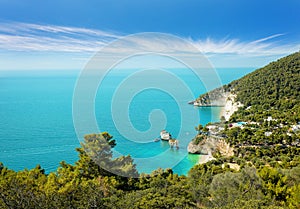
left=169, top=139, right=179, bottom=148
left=187, top=140, right=208, bottom=154
left=215, top=139, right=234, bottom=157
left=193, top=86, right=244, bottom=122
left=187, top=136, right=234, bottom=157
left=194, top=87, right=227, bottom=106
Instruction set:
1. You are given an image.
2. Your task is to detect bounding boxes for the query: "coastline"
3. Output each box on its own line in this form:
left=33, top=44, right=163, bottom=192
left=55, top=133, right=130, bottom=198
left=197, top=92, right=241, bottom=165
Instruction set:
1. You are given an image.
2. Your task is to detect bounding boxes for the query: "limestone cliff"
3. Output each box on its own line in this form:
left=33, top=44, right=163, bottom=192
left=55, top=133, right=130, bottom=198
left=187, top=136, right=234, bottom=158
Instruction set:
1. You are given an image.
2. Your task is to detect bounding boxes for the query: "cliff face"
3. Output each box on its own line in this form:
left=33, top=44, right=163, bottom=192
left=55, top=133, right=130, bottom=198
left=194, top=87, right=227, bottom=106
left=194, top=90, right=243, bottom=122
left=187, top=136, right=234, bottom=157
left=187, top=140, right=208, bottom=154
left=220, top=93, right=243, bottom=121
left=215, top=139, right=234, bottom=157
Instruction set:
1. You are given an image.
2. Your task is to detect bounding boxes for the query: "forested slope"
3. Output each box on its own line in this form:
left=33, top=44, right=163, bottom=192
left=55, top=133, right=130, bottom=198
left=230, top=51, right=300, bottom=108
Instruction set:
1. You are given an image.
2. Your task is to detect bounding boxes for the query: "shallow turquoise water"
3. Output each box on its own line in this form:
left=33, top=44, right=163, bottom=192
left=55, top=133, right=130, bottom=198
left=0, top=68, right=255, bottom=175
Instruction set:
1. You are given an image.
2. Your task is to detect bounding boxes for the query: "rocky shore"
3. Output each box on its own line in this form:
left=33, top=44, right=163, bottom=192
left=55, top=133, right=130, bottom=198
left=189, top=90, right=241, bottom=165
left=187, top=136, right=234, bottom=164
left=192, top=89, right=243, bottom=122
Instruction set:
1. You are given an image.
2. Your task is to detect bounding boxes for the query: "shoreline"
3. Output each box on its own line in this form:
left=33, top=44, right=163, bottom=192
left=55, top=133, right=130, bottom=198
left=197, top=92, right=241, bottom=165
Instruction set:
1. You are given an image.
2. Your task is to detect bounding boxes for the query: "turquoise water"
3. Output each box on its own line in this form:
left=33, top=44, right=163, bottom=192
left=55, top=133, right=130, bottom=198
left=0, top=68, right=255, bottom=175
left=237, top=121, right=247, bottom=125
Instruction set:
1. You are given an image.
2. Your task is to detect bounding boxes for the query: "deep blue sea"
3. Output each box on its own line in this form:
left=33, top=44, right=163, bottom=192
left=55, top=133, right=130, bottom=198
left=0, top=68, right=255, bottom=175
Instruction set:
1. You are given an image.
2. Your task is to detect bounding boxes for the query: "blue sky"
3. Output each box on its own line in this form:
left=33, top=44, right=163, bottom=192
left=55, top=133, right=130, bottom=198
left=0, top=0, right=300, bottom=70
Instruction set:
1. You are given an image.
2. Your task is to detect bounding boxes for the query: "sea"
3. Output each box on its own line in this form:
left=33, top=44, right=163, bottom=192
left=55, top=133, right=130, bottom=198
left=0, top=68, right=255, bottom=175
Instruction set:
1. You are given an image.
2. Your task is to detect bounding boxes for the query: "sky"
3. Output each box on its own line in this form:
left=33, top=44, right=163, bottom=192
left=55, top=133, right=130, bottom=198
left=0, top=0, right=300, bottom=70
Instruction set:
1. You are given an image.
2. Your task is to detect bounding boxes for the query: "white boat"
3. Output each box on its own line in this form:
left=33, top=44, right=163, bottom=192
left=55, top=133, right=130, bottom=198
left=160, top=130, right=171, bottom=140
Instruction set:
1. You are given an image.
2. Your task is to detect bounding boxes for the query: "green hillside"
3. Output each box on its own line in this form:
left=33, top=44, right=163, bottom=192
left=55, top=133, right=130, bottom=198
left=228, top=51, right=300, bottom=122
left=191, top=51, right=300, bottom=208
left=212, top=51, right=300, bottom=151
left=232, top=52, right=300, bottom=105
left=197, top=51, right=300, bottom=123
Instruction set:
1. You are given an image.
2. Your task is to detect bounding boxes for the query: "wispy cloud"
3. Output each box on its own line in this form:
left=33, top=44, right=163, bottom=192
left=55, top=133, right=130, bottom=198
left=0, top=21, right=299, bottom=57
left=0, top=22, right=120, bottom=52
left=191, top=34, right=300, bottom=56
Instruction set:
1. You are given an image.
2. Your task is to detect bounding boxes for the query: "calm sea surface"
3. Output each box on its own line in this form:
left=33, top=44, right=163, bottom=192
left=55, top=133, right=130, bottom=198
left=0, top=68, right=255, bottom=175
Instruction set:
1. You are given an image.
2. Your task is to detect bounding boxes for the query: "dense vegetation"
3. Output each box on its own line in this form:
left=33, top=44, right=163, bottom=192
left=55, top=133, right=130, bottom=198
left=221, top=52, right=300, bottom=165
left=229, top=51, right=300, bottom=122
left=214, top=51, right=300, bottom=207
left=226, top=52, right=300, bottom=111
left=1, top=52, right=300, bottom=208
left=2, top=132, right=300, bottom=208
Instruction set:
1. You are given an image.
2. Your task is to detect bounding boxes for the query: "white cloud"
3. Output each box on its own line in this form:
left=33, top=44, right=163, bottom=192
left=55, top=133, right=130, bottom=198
left=0, top=21, right=299, bottom=69
left=0, top=22, right=120, bottom=52
left=191, top=34, right=300, bottom=56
